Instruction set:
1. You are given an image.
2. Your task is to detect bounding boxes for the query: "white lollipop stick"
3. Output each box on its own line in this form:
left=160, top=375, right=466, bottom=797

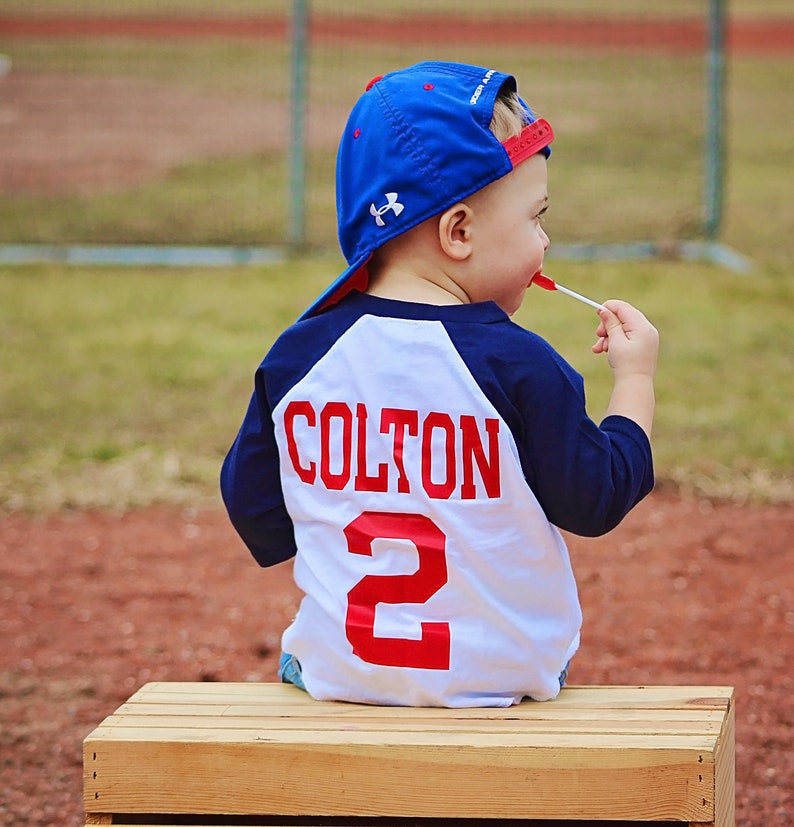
left=531, top=273, right=604, bottom=310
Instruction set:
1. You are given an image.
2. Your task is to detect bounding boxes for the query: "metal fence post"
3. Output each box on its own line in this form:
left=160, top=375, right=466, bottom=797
left=288, top=0, right=309, bottom=248
left=704, top=0, right=726, bottom=241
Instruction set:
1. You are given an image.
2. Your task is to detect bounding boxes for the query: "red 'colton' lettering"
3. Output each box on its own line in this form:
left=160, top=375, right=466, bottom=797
left=282, top=400, right=501, bottom=500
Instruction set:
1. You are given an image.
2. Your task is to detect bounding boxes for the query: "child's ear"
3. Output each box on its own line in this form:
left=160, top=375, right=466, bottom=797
left=438, top=203, right=474, bottom=261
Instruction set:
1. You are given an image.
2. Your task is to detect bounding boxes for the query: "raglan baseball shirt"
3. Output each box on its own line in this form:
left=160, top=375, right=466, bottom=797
left=221, top=292, right=654, bottom=707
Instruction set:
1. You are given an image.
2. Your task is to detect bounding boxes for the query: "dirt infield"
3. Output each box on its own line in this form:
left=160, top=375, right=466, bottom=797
left=0, top=71, right=300, bottom=196
left=1, top=13, right=793, bottom=54
left=2, top=492, right=793, bottom=825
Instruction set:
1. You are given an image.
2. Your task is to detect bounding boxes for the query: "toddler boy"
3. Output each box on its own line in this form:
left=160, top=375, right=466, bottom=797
left=221, top=61, right=658, bottom=707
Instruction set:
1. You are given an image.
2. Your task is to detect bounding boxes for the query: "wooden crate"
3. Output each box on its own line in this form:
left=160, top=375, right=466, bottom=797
left=84, top=682, right=734, bottom=826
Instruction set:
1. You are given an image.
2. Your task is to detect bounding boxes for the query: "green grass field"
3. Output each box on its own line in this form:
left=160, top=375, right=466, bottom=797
left=2, top=250, right=792, bottom=512
left=1, top=4, right=792, bottom=512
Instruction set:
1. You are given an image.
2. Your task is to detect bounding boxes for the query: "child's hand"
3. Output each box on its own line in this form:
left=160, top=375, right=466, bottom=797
left=592, top=300, right=659, bottom=379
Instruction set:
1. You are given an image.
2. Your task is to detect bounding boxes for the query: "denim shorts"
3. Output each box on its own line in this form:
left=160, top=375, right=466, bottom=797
left=279, top=651, right=307, bottom=691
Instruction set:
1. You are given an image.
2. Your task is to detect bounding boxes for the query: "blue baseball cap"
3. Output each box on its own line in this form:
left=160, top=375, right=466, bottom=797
left=299, top=61, right=553, bottom=320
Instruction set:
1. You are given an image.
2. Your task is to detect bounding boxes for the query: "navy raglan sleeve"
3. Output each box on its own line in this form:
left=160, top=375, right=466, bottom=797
left=511, top=342, right=654, bottom=536
left=448, top=318, right=653, bottom=537
left=220, top=367, right=297, bottom=567
left=220, top=308, right=360, bottom=567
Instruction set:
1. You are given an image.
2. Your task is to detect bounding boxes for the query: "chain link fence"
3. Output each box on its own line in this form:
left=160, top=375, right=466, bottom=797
left=0, top=1, right=724, bottom=261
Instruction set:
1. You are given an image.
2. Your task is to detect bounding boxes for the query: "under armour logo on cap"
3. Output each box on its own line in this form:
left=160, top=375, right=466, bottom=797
left=370, top=192, right=405, bottom=227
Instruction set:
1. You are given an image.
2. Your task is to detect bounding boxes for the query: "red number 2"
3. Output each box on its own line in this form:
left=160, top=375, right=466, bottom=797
left=344, top=512, right=450, bottom=670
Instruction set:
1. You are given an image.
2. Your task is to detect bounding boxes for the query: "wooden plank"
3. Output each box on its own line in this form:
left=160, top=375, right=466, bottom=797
left=125, top=681, right=732, bottom=708
left=714, top=688, right=736, bottom=827
left=115, top=693, right=730, bottom=712
left=112, top=700, right=726, bottom=723
left=85, top=737, right=716, bottom=821
left=86, top=725, right=718, bottom=751
left=125, top=682, right=733, bottom=710
left=95, top=712, right=725, bottom=737
left=86, top=814, right=688, bottom=827
left=92, top=822, right=689, bottom=827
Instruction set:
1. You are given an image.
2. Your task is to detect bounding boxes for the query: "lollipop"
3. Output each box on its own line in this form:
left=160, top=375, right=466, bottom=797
left=530, top=273, right=603, bottom=311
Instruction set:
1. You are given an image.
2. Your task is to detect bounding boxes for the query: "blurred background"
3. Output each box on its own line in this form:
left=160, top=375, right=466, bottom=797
left=0, top=0, right=757, bottom=252
left=1, top=0, right=792, bottom=510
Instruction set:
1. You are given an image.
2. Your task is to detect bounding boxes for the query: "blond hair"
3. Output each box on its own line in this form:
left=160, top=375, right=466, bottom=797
left=489, top=88, right=529, bottom=142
